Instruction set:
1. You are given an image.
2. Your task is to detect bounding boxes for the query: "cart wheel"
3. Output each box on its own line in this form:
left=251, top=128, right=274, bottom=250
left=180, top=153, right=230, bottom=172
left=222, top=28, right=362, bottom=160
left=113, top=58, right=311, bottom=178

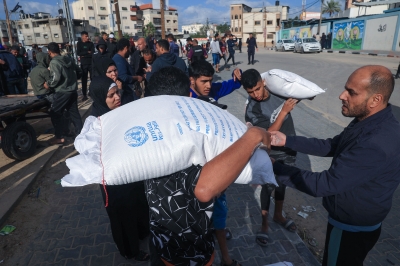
left=2, top=122, right=37, bottom=160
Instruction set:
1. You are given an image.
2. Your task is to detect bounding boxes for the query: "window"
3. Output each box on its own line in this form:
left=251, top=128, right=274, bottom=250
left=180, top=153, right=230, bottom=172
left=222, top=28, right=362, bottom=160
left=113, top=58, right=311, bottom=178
left=169, top=12, right=172, bottom=15
left=89, top=17, right=95, bottom=20
left=122, top=7, right=127, bottom=11
left=267, top=20, right=273, bottom=25
left=255, top=21, right=261, bottom=25
left=153, top=18, right=161, bottom=24
left=239, top=6, right=241, bottom=9
left=88, top=6, right=93, bottom=10
left=167, top=20, right=170, bottom=23
left=81, top=7, right=83, bottom=10
left=18, top=25, right=22, bottom=29
left=173, top=20, right=177, bottom=23
left=239, top=15, right=241, bottom=19
left=113, top=11, right=116, bottom=14
left=35, top=33, right=40, bottom=37
left=24, top=24, right=29, bottom=29
left=13, top=29, right=16, bottom=33
left=100, top=16, right=106, bottom=20
left=54, top=33, right=59, bottom=38
left=122, top=16, right=127, bottom=19
left=267, top=34, right=273, bottom=39
left=235, top=27, right=238, bottom=32
left=239, top=27, right=241, bottom=32
left=27, top=35, right=32, bottom=40
left=2, top=30, right=6, bottom=33
left=167, top=28, right=171, bottom=31
left=235, top=15, right=238, bottom=19
left=245, top=21, right=248, bottom=24
left=125, top=26, right=130, bottom=29
left=44, top=34, right=48, bottom=39
left=100, top=7, right=106, bottom=10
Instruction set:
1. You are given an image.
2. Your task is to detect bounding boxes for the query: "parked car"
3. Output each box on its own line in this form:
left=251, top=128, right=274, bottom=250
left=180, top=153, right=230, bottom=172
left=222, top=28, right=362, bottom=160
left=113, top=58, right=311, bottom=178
left=275, top=39, right=295, bottom=52
left=294, top=38, right=321, bottom=53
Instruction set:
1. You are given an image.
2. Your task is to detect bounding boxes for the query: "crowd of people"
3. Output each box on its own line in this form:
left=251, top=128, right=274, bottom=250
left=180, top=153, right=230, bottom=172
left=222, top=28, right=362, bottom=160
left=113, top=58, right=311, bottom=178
left=0, top=30, right=399, bottom=266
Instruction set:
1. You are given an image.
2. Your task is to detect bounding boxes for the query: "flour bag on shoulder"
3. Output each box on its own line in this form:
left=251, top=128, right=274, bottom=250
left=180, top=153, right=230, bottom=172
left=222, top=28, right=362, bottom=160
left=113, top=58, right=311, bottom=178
left=261, top=69, right=325, bottom=99
left=62, top=95, right=275, bottom=187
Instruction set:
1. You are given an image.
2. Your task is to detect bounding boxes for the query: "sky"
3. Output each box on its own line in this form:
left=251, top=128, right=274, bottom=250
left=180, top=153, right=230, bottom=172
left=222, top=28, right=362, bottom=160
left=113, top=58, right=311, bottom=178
left=0, top=0, right=344, bottom=30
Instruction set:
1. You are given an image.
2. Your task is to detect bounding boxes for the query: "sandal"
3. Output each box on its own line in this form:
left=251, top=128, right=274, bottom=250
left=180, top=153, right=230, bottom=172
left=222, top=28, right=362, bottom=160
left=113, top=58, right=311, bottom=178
left=255, top=231, right=269, bottom=247
left=48, top=138, right=65, bottom=146
left=273, top=218, right=297, bottom=233
left=220, top=259, right=241, bottom=266
left=134, top=250, right=150, bottom=261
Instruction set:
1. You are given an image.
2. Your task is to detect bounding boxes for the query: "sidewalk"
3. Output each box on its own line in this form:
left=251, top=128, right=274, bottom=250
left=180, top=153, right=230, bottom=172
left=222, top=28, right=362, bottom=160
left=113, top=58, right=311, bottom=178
left=322, top=49, right=400, bottom=58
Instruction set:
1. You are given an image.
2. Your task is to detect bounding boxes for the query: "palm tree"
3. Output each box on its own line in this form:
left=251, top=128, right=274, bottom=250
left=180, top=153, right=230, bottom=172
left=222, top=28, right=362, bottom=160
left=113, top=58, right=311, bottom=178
left=144, top=22, right=155, bottom=37
left=322, top=0, right=342, bottom=17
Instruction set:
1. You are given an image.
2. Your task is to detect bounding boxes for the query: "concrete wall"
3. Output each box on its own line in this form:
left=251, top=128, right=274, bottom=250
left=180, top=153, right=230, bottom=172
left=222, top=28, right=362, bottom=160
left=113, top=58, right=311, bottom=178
left=363, top=16, right=397, bottom=50
left=279, top=23, right=330, bottom=40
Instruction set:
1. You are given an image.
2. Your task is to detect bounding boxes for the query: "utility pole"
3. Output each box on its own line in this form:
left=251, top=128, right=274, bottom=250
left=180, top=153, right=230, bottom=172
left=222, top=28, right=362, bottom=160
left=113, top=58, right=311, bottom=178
left=3, top=0, right=13, bottom=45
left=160, top=0, right=165, bottom=39
left=114, top=0, right=122, bottom=38
left=317, top=0, right=323, bottom=35
left=263, top=3, right=266, bottom=47
left=63, top=0, right=77, bottom=62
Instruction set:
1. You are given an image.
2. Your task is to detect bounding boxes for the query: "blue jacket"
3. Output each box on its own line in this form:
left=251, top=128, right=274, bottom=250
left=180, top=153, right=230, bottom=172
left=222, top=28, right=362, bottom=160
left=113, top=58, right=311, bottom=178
left=190, top=70, right=241, bottom=101
left=146, top=52, right=187, bottom=81
left=112, top=53, right=134, bottom=85
left=0, top=50, right=23, bottom=81
left=274, top=105, right=400, bottom=227
left=227, top=39, right=236, bottom=54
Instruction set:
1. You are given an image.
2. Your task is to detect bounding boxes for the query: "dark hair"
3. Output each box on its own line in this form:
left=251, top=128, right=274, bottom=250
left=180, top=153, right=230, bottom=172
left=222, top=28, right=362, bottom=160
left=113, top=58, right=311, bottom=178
left=81, top=31, right=88, bottom=36
left=101, top=32, right=108, bottom=36
left=189, top=60, right=214, bottom=79
left=167, top=33, right=174, bottom=40
left=32, top=44, right=38, bottom=49
left=241, top=69, right=262, bottom=89
left=186, top=37, right=192, bottom=42
left=156, top=39, right=170, bottom=51
left=47, top=42, right=60, bottom=54
left=10, top=45, right=20, bottom=52
left=368, top=68, right=395, bottom=103
left=142, top=48, right=154, bottom=56
left=116, top=38, right=130, bottom=51
left=148, top=66, right=190, bottom=96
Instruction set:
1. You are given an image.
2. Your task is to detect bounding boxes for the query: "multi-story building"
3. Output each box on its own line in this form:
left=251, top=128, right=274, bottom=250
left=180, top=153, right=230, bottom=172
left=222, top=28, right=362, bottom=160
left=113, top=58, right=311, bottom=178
left=333, top=0, right=393, bottom=18
left=140, top=3, right=178, bottom=37
left=0, top=20, right=18, bottom=45
left=15, top=15, right=96, bottom=46
left=230, top=2, right=289, bottom=46
left=182, top=23, right=203, bottom=34
left=72, top=0, right=144, bottom=36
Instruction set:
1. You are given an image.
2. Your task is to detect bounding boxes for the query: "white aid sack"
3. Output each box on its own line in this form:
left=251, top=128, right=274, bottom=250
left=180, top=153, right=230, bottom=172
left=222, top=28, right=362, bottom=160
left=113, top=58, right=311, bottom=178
left=62, top=95, right=276, bottom=187
left=261, top=69, right=325, bottom=99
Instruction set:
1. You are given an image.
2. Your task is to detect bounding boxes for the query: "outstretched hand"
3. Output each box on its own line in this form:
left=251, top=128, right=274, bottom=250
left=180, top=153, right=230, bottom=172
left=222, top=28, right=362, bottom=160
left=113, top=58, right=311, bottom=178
left=270, top=131, right=287, bottom=147
left=233, top=68, right=242, bottom=82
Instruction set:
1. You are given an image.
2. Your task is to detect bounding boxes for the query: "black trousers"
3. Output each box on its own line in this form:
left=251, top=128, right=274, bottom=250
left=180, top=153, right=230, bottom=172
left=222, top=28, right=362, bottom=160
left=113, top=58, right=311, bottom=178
left=248, top=50, right=255, bottom=64
left=227, top=52, right=235, bottom=65
left=396, top=63, right=400, bottom=76
left=50, top=91, right=82, bottom=139
left=100, top=181, right=150, bottom=258
left=81, top=64, right=92, bottom=97
left=322, top=222, right=381, bottom=266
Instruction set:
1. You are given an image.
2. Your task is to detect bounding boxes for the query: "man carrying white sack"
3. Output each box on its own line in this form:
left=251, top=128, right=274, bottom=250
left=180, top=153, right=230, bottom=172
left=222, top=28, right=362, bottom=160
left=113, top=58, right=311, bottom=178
left=242, top=69, right=299, bottom=247
left=145, top=66, right=271, bottom=266
left=270, top=65, right=400, bottom=266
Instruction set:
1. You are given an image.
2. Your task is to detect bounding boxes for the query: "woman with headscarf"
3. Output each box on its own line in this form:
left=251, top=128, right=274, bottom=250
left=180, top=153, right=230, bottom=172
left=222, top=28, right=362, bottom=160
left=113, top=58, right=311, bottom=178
left=88, top=76, right=150, bottom=261
left=97, top=57, right=136, bottom=104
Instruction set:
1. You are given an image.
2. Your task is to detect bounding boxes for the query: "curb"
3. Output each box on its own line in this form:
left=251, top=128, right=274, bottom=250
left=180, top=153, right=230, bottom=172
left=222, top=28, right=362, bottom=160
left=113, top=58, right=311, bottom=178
left=322, top=49, right=400, bottom=58
left=0, top=100, right=92, bottom=227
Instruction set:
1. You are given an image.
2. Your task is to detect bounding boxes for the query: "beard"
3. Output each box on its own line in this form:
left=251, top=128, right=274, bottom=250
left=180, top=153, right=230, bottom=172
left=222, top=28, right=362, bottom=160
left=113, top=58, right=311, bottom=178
left=341, top=99, right=370, bottom=120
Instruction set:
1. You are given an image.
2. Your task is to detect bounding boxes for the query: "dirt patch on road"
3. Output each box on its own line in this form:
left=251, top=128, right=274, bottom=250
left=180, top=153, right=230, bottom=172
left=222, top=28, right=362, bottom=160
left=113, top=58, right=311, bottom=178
left=0, top=142, right=77, bottom=265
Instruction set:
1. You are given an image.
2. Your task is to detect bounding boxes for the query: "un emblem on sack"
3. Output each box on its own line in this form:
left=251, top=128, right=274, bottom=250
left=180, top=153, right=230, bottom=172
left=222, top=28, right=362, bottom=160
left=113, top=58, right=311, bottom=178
left=124, top=126, right=149, bottom=147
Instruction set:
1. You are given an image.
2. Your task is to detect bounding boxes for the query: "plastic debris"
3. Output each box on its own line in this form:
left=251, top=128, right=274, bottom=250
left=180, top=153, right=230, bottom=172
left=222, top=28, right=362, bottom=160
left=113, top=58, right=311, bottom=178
left=308, top=238, right=317, bottom=247
left=301, top=206, right=316, bottom=212
left=0, top=225, right=16, bottom=236
left=297, top=211, right=309, bottom=219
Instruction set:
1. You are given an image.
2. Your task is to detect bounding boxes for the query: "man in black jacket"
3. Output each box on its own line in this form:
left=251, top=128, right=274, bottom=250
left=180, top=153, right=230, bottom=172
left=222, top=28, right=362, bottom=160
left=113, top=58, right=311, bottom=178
left=76, top=31, right=94, bottom=101
left=246, top=33, right=258, bottom=65
left=92, top=38, right=112, bottom=78
left=270, top=65, right=400, bottom=266
left=107, top=33, right=117, bottom=56
left=10, top=45, right=31, bottom=94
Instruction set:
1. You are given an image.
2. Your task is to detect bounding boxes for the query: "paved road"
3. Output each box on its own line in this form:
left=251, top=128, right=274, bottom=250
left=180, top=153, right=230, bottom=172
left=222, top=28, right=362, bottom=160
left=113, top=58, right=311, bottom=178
left=3, top=50, right=400, bottom=266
